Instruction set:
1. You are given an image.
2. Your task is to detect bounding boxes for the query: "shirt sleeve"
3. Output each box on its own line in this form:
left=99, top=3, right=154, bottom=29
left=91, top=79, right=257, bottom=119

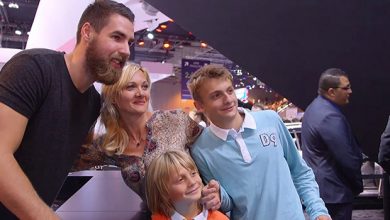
left=190, top=146, right=233, bottom=213
left=0, top=53, right=49, bottom=118
left=182, top=110, right=203, bottom=147
left=276, top=114, right=329, bottom=219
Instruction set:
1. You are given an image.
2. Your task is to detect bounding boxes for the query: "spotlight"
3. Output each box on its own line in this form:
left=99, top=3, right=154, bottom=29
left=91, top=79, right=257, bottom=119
left=163, top=40, right=171, bottom=49
left=160, top=24, right=167, bottom=29
left=200, top=41, right=207, bottom=48
left=155, top=28, right=162, bottom=33
left=0, top=1, right=4, bottom=7
left=137, top=39, right=145, bottom=46
left=147, top=32, right=154, bottom=40
left=8, top=2, right=19, bottom=8
left=15, top=29, right=22, bottom=35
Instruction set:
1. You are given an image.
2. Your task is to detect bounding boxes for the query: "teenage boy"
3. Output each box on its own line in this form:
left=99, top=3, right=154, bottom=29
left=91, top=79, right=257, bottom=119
left=187, top=64, right=331, bottom=220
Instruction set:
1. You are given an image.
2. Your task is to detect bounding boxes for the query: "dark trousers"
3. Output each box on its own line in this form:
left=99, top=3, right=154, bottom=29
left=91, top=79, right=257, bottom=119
left=325, top=203, right=353, bottom=220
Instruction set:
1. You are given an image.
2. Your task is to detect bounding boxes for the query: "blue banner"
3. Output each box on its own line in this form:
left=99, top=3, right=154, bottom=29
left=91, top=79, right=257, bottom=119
left=181, top=59, right=210, bottom=99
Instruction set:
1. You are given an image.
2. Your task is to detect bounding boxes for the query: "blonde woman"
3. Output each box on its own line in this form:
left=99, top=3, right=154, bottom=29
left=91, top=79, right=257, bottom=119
left=74, top=63, right=220, bottom=211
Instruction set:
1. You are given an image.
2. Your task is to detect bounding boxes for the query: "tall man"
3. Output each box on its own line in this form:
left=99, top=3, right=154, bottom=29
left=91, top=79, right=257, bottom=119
left=0, top=1, right=135, bottom=219
left=301, top=68, right=363, bottom=220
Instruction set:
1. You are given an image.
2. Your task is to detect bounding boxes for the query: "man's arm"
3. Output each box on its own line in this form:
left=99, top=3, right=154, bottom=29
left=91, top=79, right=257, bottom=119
left=379, top=116, right=390, bottom=173
left=0, top=103, right=59, bottom=220
left=319, top=114, right=363, bottom=193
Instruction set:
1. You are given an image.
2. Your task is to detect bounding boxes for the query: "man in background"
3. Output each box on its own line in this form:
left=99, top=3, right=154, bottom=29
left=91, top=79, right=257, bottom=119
left=0, top=1, right=135, bottom=219
left=301, top=68, right=363, bottom=220
left=379, top=116, right=390, bottom=173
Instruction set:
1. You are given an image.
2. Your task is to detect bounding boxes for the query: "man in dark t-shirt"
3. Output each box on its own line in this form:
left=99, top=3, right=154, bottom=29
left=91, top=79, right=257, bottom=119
left=0, top=1, right=135, bottom=219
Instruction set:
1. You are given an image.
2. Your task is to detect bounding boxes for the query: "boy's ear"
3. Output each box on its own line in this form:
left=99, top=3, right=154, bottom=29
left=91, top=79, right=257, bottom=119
left=194, top=100, right=204, bottom=112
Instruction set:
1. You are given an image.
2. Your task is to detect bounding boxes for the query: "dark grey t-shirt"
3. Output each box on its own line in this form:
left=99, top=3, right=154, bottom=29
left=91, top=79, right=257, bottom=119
left=0, top=49, right=100, bottom=218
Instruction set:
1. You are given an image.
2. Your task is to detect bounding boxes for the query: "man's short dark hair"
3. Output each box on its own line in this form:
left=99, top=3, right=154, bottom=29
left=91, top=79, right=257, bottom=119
left=76, top=0, right=135, bottom=44
left=318, top=68, right=348, bottom=95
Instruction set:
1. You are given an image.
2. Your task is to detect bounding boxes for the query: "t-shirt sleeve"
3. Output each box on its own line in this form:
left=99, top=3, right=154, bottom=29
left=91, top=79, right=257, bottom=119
left=0, top=53, right=48, bottom=118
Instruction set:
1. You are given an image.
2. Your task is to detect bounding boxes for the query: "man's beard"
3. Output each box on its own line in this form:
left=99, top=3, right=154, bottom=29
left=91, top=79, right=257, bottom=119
left=85, top=39, right=124, bottom=85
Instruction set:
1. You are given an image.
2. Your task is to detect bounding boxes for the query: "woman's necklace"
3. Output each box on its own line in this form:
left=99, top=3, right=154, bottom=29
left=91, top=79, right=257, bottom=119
left=131, top=130, right=144, bottom=147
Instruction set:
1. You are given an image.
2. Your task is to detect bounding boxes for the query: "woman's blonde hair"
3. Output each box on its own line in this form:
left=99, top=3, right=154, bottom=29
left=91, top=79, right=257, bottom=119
left=100, top=62, right=151, bottom=156
left=146, top=150, right=199, bottom=217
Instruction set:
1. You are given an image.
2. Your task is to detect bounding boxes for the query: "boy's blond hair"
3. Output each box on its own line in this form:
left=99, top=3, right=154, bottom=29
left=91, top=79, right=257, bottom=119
left=187, top=64, right=233, bottom=101
left=146, top=150, right=200, bottom=217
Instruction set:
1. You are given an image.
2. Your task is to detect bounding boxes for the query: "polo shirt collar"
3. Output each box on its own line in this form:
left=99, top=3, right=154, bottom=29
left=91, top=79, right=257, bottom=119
left=209, top=107, right=257, bottom=141
left=171, top=207, right=208, bottom=220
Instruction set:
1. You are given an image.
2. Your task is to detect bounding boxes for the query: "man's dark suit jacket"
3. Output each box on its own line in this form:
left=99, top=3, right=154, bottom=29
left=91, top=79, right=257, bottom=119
left=301, top=95, right=363, bottom=204
left=379, top=116, right=390, bottom=174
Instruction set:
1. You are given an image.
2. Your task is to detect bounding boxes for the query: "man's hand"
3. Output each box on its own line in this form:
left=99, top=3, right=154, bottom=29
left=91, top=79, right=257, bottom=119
left=316, top=215, right=332, bottom=220
left=200, top=179, right=221, bottom=210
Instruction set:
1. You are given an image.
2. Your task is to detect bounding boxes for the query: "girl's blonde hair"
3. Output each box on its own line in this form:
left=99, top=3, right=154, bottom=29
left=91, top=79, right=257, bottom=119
left=100, top=63, right=151, bottom=155
left=146, top=150, right=199, bottom=217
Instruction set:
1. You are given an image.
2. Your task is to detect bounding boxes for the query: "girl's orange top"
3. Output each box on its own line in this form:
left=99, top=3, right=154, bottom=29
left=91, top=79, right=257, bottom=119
left=151, top=210, right=229, bottom=220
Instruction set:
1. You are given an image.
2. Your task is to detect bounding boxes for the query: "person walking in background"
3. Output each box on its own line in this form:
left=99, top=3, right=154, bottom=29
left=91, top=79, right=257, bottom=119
left=301, top=68, right=363, bottom=220
left=146, top=150, right=228, bottom=220
left=187, top=64, right=330, bottom=220
left=0, top=1, right=135, bottom=219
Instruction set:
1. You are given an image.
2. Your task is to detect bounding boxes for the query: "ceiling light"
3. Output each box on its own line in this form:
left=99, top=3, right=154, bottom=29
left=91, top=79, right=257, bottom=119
left=163, top=40, right=171, bottom=49
left=0, top=1, right=4, bottom=7
left=15, top=30, right=22, bottom=35
left=146, top=32, right=154, bottom=40
left=8, top=2, right=19, bottom=9
left=160, top=24, right=167, bottom=29
left=137, top=39, right=145, bottom=46
left=200, top=42, right=207, bottom=48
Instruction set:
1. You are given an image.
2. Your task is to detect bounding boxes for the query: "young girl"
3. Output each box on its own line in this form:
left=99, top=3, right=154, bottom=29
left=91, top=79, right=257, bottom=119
left=146, top=150, right=228, bottom=220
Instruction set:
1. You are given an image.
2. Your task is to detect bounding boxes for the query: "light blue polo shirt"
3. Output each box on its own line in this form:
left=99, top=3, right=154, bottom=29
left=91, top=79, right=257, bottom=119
left=191, top=109, right=328, bottom=220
